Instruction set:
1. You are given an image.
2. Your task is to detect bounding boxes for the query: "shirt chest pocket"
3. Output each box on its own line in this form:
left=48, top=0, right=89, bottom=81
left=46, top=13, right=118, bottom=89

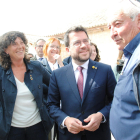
left=115, top=74, right=135, bottom=103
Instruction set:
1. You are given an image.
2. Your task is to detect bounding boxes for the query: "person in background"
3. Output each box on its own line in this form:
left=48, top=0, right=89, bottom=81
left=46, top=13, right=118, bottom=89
left=42, top=37, right=67, bottom=74
left=0, top=31, right=53, bottom=140
left=31, top=39, right=46, bottom=62
left=90, top=42, right=101, bottom=62
left=27, top=53, right=34, bottom=59
left=113, top=50, right=124, bottom=81
left=42, top=37, right=67, bottom=140
left=48, top=25, right=116, bottom=140
left=31, top=38, right=52, bottom=140
left=107, top=0, right=140, bottom=139
left=63, top=55, right=72, bottom=64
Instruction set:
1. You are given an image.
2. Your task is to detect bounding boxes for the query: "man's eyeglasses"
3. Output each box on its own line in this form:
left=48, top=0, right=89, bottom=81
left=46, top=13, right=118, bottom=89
left=70, top=39, right=91, bottom=48
left=49, top=45, right=60, bottom=50
left=37, top=45, right=44, bottom=48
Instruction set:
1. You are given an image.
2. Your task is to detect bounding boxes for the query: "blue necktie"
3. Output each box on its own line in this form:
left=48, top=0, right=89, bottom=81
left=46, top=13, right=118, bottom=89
left=38, top=58, right=43, bottom=61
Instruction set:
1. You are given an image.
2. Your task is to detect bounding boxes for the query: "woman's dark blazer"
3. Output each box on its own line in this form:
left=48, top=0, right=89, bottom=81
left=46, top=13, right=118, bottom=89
left=0, top=61, right=53, bottom=140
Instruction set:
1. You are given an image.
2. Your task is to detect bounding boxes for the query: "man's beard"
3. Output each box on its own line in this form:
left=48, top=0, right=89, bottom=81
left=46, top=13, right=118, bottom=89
left=72, top=52, right=91, bottom=63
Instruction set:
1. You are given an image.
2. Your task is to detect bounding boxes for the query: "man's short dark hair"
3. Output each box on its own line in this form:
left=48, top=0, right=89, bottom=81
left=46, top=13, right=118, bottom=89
left=64, top=26, right=89, bottom=48
left=35, top=39, right=46, bottom=47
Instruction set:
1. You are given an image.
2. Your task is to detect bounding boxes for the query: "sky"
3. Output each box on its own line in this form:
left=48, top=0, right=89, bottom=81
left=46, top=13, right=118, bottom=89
left=0, top=0, right=112, bottom=36
left=0, top=0, right=122, bottom=67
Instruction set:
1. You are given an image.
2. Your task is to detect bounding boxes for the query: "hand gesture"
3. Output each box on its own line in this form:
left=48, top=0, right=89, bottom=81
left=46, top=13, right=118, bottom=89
left=82, top=112, right=103, bottom=132
left=64, top=117, right=84, bottom=134
left=53, top=54, right=64, bottom=67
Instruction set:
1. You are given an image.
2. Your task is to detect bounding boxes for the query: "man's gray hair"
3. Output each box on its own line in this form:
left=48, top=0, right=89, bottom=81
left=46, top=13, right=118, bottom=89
left=107, top=0, right=140, bottom=22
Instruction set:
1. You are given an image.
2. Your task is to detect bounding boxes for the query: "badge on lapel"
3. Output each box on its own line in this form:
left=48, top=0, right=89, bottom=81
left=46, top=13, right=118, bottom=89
left=92, top=66, right=97, bottom=69
left=30, top=75, right=33, bottom=80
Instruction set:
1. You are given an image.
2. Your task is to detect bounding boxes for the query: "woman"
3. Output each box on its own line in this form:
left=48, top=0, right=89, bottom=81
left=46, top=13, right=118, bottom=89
left=42, top=37, right=67, bottom=140
left=90, top=42, right=101, bottom=62
left=0, top=31, right=53, bottom=140
left=42, top=37, right=67, bottom=74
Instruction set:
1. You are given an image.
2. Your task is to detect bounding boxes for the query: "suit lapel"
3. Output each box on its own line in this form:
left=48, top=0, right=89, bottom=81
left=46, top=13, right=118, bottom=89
left=82, top=60, right=97, bottom=104
left=6, top=67, right=16, bottom=87
left=42, top=58, right=52, bottom=74
left=66, top=63, right=81, bottom=104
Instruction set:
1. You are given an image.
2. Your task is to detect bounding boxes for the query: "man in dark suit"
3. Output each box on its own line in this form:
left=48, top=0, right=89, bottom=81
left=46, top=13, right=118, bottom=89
left=31, top=39, right=46, bottom=61
left=63, top=56, right=72, bottom=64
left=48, top=26, right=116, bottom=140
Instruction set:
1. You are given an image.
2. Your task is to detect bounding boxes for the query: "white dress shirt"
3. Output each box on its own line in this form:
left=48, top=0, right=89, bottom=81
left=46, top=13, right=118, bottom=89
left=48, top=61, right=59, bottom=71
left=36, top=55, right=44, bottom=61
left=72, top=60, right=89, bottom=92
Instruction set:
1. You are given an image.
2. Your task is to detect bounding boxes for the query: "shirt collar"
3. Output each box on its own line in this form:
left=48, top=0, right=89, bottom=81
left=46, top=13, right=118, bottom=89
left=36, top=55, right=44, bottom=60
left=72, top=59, right=89, bottom=71
left=48, top=61, right=58, bottom=67
left=123, top=32, right=140, bottom=57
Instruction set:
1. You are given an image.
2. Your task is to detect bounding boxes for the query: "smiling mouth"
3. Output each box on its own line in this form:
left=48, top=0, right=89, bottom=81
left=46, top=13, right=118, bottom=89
left=80, top=51, right=89, bottom=55
left=51, top=51, right=58, bottom=54
left=17, top=51, right=23, bottom=53
left=114, top=39, right=122, bottom=44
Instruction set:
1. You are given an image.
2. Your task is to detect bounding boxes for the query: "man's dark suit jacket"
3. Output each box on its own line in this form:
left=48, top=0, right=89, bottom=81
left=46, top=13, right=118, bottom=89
left=63, top=56, right=72, bottom=64
left=48, top=59, right=116, bottom=140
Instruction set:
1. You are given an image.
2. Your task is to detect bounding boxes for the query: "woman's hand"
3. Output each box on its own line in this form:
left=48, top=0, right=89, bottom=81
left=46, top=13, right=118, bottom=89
left=53, top=54, right=64, bottom=67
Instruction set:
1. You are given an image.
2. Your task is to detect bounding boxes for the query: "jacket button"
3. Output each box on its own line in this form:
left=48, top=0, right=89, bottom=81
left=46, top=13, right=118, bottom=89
left=38, top=85, right=41, bottom=89
left=81, top=111, right=85, bottom=114
left=2, top=89, right=5, bottom=92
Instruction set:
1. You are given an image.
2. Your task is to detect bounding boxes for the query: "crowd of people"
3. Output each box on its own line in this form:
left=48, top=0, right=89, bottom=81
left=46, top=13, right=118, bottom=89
left=0, top=0, right=140, bottom=140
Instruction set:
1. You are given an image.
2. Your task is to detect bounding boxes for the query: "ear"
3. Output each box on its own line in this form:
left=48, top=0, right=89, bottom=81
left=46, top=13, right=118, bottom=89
left=4, top=48, right=8, bottom=54
left=137, top=13, right=140, bottom=29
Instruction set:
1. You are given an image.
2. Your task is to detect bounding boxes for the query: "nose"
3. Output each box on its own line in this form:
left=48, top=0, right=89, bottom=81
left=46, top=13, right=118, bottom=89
left=53, top=47, right=57, bottom=50
left=80, top=42, right=87, bottom=49
left=18, top=44, right=23, bottom=48
left=110, top=27, right=118, bottom=40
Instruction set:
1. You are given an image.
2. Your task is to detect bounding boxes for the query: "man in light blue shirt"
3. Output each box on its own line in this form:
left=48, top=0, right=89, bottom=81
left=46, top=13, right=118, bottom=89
left=107, top=0, right=140, bottom=140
